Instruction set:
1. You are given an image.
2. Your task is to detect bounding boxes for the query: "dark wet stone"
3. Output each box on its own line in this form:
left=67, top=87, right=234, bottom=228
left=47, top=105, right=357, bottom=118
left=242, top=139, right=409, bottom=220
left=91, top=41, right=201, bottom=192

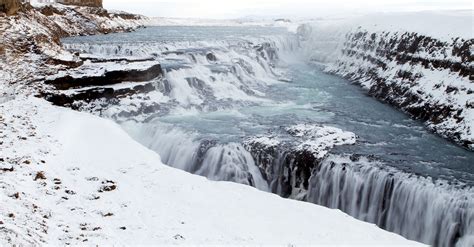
left=206, top=53, right=217, bottom=62
left=45, top=64, right=163, bottom=90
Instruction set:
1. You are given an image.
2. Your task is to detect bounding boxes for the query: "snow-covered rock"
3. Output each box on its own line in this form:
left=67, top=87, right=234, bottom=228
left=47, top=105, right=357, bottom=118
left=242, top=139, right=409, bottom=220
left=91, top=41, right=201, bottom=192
left=47, top=35, right=291, bottom=121
left=244, top=124, right=356, bottom=199
left=0, top=3, right=148, bottom=98
left=244, top=123, right=474, bottom=247
left=286, top=124, right=356, bottom=159
left=0, top=97, right=423, bottom=245
left=297, top=10, right=474, bottom=150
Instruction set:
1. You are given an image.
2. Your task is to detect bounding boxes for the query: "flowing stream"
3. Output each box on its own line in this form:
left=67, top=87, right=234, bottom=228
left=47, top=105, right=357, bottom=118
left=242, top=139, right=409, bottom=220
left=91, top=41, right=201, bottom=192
left=62, top=26, right=474, bottom=247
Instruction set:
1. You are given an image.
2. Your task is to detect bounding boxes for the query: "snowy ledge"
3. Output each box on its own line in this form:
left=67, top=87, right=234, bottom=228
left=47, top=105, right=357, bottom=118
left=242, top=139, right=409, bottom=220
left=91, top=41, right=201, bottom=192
left=0, top=97, right=423, bottom=245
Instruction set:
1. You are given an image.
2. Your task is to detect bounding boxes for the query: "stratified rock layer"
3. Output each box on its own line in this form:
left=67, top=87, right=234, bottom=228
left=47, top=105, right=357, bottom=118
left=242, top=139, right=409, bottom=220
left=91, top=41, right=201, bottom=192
left=331, top=31, right=473, bottom=149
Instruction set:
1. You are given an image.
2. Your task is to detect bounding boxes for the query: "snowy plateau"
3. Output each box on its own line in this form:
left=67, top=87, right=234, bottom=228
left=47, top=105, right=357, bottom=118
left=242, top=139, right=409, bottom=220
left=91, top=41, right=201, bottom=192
left=0, top=2, right=472, bottom=246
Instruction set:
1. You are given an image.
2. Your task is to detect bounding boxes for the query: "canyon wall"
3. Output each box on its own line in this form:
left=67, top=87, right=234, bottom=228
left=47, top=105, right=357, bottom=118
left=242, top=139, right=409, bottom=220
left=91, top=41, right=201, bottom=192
left=298, top=14, right=473, bottom=150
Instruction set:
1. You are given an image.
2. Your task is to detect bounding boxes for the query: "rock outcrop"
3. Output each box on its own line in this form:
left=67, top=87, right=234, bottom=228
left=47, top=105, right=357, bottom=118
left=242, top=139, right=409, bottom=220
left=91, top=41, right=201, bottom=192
left=0, top=0, right=20, bottom=15
left=57, top=0, right=102, bottom=8
left=244, top=124, right=474, bottom=247
left=42, top=62, right=163, bottom=110
left=45, top=63, right=162, bottom=90
left=0, top=3, right=148, bottom=96
left=244, top=124, right=356, bottom=199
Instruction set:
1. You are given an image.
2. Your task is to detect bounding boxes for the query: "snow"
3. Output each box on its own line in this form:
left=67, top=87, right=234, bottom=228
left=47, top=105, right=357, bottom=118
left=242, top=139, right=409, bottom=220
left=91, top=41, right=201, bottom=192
left=1, top=5, right=466, bottom=245
left=46, top=60, right=160, bottom=81
left=0, top=97, right=423, bottom=245
left=244, top=124, right=356, bottom=161
left=135, top=10, right=474, bottom=39
left=286, top=124, right=357, bottom=159
left=0, top=3, right=148, bottom=98
left=245, top=136, right=281, bottom=148
left=297, top=10, right=474, bottom=149
left=149, top=17, right=301, bottom=33
left=299, top=10, right=473, bottom=42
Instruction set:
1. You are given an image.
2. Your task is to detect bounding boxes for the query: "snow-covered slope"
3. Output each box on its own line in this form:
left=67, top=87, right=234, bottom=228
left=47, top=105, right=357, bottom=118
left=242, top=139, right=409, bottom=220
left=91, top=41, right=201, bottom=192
left=0, top=3, right=148, bottom=99
left=297, top=10, right=473, bottom=150
left=0, top=97, right=423, bottom=245
left=148, top=17, right=300, bottom=32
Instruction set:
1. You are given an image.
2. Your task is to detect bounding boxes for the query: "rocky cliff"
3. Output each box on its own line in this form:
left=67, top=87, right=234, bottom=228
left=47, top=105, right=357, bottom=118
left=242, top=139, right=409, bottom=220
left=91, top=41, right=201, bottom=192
left=298, top=14, right=473, bottom=150
left=0, top=3, right=148, bottom=100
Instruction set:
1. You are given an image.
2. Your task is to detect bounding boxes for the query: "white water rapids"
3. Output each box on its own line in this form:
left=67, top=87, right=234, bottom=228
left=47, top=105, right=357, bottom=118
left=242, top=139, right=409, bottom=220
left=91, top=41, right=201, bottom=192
left=62, top=26, right=474, bottom=247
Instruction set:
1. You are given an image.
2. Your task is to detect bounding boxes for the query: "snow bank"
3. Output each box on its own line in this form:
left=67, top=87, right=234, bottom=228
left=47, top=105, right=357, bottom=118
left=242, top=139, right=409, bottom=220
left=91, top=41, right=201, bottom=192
left=0, top=97, right=423, bottom=245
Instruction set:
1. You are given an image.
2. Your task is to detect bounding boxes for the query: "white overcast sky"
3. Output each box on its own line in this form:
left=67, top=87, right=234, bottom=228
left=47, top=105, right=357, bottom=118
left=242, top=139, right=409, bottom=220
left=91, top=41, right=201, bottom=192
left=104, top=0, right=473, bottom=18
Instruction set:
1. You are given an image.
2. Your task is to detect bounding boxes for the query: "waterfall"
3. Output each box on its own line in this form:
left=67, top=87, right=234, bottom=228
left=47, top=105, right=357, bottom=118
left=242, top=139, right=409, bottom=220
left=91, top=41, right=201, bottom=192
left=63, top=35, right=300, bottom=112
left=122, top=121, right=269, bottom=192
left=63, top=28, right=473, bottom=247
left=306, top=155, right=474, bottom=246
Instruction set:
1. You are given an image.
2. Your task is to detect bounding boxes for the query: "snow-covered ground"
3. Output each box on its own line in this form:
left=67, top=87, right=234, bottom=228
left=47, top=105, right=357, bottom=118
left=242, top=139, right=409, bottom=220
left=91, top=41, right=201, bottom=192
left=0, top=97, right=423, bottom=245
left=149, top=17, right=301, bottom=33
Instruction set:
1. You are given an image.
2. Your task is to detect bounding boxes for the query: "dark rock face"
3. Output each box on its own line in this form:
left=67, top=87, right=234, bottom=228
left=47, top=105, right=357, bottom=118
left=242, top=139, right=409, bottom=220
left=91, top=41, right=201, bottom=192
left=243, top=125, right=356, bottom=198
left=45, top=64, right=163, bottom=90
left=245, top=134, right=473, bottom=247
left=40, top=61, right=164, bottom=119
left=43, top=82, right=156, bottom=109
left=244, top=141, right=320, bottom=199
left=327, top=29, right=474, bottom=150
left=206, top=53, right=217, bottom=62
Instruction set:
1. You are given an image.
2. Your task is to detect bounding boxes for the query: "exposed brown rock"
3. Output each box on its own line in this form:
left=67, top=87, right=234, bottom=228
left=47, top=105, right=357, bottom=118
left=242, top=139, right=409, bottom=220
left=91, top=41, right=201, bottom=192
left=57, top=0, right=102, bottom=8
left=0, top=0, right=21, bottom=15
left=34, top=171, right=46, bottom=181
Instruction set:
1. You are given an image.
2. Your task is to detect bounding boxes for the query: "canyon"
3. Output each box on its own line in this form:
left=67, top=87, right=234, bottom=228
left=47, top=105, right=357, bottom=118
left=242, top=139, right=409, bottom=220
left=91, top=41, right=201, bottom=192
left=1, top=3, right=472, bottom=247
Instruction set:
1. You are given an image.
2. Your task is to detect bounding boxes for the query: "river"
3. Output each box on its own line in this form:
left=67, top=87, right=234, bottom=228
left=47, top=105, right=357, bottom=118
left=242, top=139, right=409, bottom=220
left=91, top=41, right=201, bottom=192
left=62, top=26, right=474, bottom=246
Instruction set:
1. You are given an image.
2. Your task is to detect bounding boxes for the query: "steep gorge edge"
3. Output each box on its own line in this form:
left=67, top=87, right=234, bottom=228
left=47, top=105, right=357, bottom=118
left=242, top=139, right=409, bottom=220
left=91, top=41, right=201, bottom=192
left=300, top=26, right=473, bottom=150
left=278, top=26, right=474, bottom=246
left=244, top=138, right=473, bottom=247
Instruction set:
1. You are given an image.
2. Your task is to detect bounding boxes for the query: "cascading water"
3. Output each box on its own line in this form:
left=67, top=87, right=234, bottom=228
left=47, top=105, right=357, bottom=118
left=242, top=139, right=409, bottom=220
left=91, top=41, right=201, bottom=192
left=61, top=26, right=474, bottom=247
left=307, top=155, right=474, bottom=247
left=122, top=121, right=269, bottom=191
